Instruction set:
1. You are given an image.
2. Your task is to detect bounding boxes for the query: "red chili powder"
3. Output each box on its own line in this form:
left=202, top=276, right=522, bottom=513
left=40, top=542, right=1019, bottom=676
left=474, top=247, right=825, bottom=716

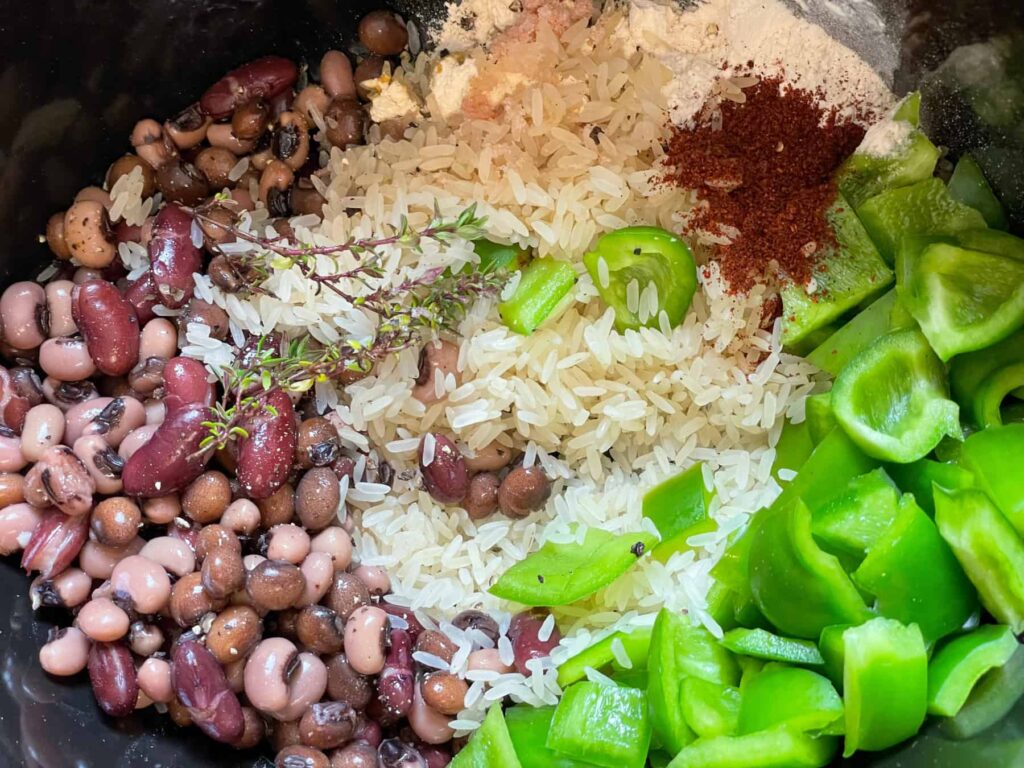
left=662, top=77, right=866, bottom=292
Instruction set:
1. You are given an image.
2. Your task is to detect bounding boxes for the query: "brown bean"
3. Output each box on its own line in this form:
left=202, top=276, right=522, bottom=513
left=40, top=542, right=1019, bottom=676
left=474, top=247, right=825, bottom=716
left=131, top=118, right=176, bottom=169
left=106, top=154, right=157, bottom=197
left=419, top=434, right=468, bottom=504
left=142, top=494, right=181, bottom=525
left=1, top=282, right=47, bottom=350
left=324, top=98, right=367, bottom=149
left=207, top=605, right=262, bottom=664
left=411, top=341, right=459, bottom=405
left=377, top=629, right=414, bottom=718
left=24, top=445, right=94, bottom=516
left=195, top=523, right=241, bottom=562
left=463, top=441, right=513, bottom=473
left=295, top=468, right=340, bottom=531
left=310, top=527, right=353, bottom=572
left=237, top=389, right=297, bottom=499
left=194, top=147, right=238, bottom=191
left=0, top=472, right=25, bottom=508
left=277, top=746, right=330, bottom=768
left=257, top=482, right=295, bottom=527
left=274, top=111, right=311, bottom=171
left=137, top=657, right=173, bottom=703
left=111, top=554, right=172, bottom=613
left=507, top=609, right=561, bottom=676
left=46, top=212, right=73, bottom=260
left=202, top=546, right=245, bottom=600
left=155, top=158, right=210, bottom=206
left=77, top=597, right=130, bottom=642
left=44, top=280, right=77, bottom=338
left=201, top=56, right=299, bottom=119
left=221, top=498, right=260, bottom=535
left=463, top=472, right=500, bottom=520
left=291, top=179, right=327, bottom=218
left=324, top=653, right=373, bottom=709
left=379, top=738, right=429, bottom=767
left=30, top=566, right=91, bottom=609
left=165, top=104, right=212, bottom=149
left=39, top=626, right=91, bottom=676
left=323, top=571, right=369, bottom=620
left=420, top=672, right=467, bottom=716
left=451, top=610, right=500, bottom=645
left=498, top=466, right=551, bottom=518
left=88, top=642, right=139, bottom=717
left=413, top=630, right=457, bottom=665
left=344, top=605, right=388, bottom=675
left=234, top=705, right=266, bottom=749
left=91, top=497, right=141, bottom=546
left=171, top=637, right=245, bottom=743
left=231, top=98, right=270, bottom=141
left=330, top=741, right=378, bottom=768
left=294, top=85, right=330, bottom=125
left=320, top=51, right=357, bottom=100
left=296, top=417, right=339, bottom=470
left=358, top=10, right=409, bottom=55
left=273, top=651, right=328, bottom=722
left=246, top=559, right=306, bottom=612
left=63, top=202, right=116, bottom=268
left=169, top=571, right=224, bottom=627
left=300, top=700, right=358, bottom=750
left=295, top=604, right=343, bottom=658
left=129, top=621, right=166, bottom=657
left=148, top=205, right=203, bottom=309
left=121, top=403, right=213, bottom=497
left=73, top=279, right=140, bottom=376
left=181, top=470, right=232, bottom=524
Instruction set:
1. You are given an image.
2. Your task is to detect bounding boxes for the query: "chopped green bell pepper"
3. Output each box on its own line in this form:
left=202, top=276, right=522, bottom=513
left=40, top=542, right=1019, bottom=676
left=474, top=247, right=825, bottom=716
left=817, top=625, right=850, bottom=690
left=643, top=463, right=714, bottom=561
left=830, top=330, right=961, bottom=462
left=852, top=495, right=978, bottom=643
left=855, top=176, right=986, bottom=264
left=934, top=487, right=1024, bottom=633
left=548, top=682, right=651, bottom=768
left=505, top=706, right=594, bottom=768
left=928, top=624, right=1019, bottom=717
left=842, top=618, right=928, bottom=755
left=499, top=257, right=577, bottom=335
left=810, top=468, right=899, bottom=560
left=473, top=239, right=530, bottom=274
left=771, top=418, right=815, bottom=488
left=961, top=424, right=1024, bottom=536
left=490, top=527, right=656, bottom=606
left=582, top=226, right=697, bottom=332
left=666, top=727, right=838, bottom=768
left=748, top=500, right=872, bottom=639
left=738, top=663, right=844, bottom=735
left=940, top=643, right=1024, bottom=740
left=947, top=153, right=1009, bottom=230
left=773, top=427, right=879, bottom=512
left=951, top=328, right=1024, bottom=429
left=681, top=678, right=741, bottom=739
left=884, top=458, right=974, bottom=515
left=451, top=703, right=523, bottom=768
left=721, top=628, right=825, bottom=667
left=556, top=627, right=652, bottom=688
left=804, top=393, right=836, bottom=446
left=806, top=290, right=899, bottom=376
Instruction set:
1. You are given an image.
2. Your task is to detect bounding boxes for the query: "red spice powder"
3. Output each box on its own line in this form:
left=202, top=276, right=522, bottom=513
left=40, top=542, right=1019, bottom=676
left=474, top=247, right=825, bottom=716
left=662, top=77, right=866, bottom=292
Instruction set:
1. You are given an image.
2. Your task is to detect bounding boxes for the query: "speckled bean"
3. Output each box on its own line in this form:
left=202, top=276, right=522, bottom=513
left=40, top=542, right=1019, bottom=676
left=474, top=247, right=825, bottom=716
left=343, top=605, right=388, bottom=676
left=171, top=637, right=245, bottom=743
left=138, top=657, right=173, bottom=703
left=44, top=281, right=77, bottom=337
left=39, top=627, right=91, bottom=676
left=1, top=282, right=47, bottom=349
left=110, top=554, right=172, bottom=614
left=121, top=403, right=213, bottom=496
left=310, top=527, right=353, bottom=572
left=72, top=279, right=140, bottom=376
left=139, top=536, right=195, bottom=578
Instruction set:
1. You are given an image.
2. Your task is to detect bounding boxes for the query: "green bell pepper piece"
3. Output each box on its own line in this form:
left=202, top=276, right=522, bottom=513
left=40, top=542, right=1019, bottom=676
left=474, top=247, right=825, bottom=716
left=665, top=727, right=838, bottom=768
left=892, top=91, right=921, bottom=125
left=928, top=624, right=1019, bottom=717
left=961, top=424, right=1024, bottom=536
left=804, top=393, right=836, bottom=446
left=582, top=226, right=697, bottom=332
left=852, top=495, right=978, bottom=644
left=489, top=527, right=656, bottom=606
left=806, top=290, right=899, bottom=376
left=748, top=500, right=872, bottom=639
left=951, top=328, right=1024, bottom=429
left=612, top=667, right=649, bottom=690
left=643, top=463, right=714, bottom=561
left=738, top=663, right=844, bottom=735
left=681, top=678, right=741, bottom=739
left=884, top=458, right=974, bottom=515
left=780, top=197, right=893, bottom=346
left=855, top=176, right=986, bottom=264
left=650, top=752, right=674, bottom=768
left=934, top=487, right=1024, bottom=633
left=499, top=257, right=577, bottom=335
left=940, top=643, right=1024, bottom=740
left=721, top=628, right=825, bottom=667
left=947, top=153, right=1009, bottom=230
left=771, top=419, right=814, bottom=488
left=505, top=706, right=594, bottom=768
left=817, top=625, right=850, bottom=690
left=548, top=682, right=651, bottom=768
left=830, top=330, right=961, bottom=463
left=556, top=627, right=652, bottom=688
left=842, top=618, right=928, bottom=756
left=451, top=703, right=523, bottom=768
left=773, top=427, right=879, bottom=513
left=809, top=468, right=899, bottom=560
left=473, top=239, right=529, bottom=274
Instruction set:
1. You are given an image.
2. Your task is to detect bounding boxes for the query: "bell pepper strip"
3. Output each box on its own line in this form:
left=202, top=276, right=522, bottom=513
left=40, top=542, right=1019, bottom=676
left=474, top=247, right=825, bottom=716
left=927, top=624, right=1019, bottom=717
left=884, top=458, right=974, bottom=515
left=547, top=681, right=651, bottom=768
left=841, top=618, right=928, bottom=756
left=738, top=664, right=844, bottom=736
left=498, top=257, right=577, bottom=335
left=772, top=427, right=879, bottom=513
left=451, top=703, right=522, bottom=768
left=504, top=706, right=594, bottom=768
left=803, top=393, right=836, bottom=447
left=807, top=290, right=899, bottom=376
left=852, top=495, right=978, bottom=644
left=643, top=463, right=715, bottom=561
left=489, top=527, right=657, bottom=606
left=748, top=499, right=872, bottom=639
left=817, top=625, right=851, bottom=691
left=771, top=418, right=815, bottom=488
left=556, top=627, right=652, bottom=688
left=940, top=643, right=1024, bottom=740
left=721, top=628, right=825, bottom=667
left=934, top=487, right=1024, bottom=633
left=810, top=468, right=899, bottom=560
left=830, top=330, right=961, bottom=463
left=950, top=327, right=1024, bottom=429
left=582, top=226, right=697, bottom=332
left=960, top=424, right=1024, bottom=536
left=473, top=238, right=530, bottom=274
left=681, top=678, right=741, bottom=739
left=947, top=153, right=1009, bottom=230
left=780, top=196, right=893, bottom=346
left=665, top=727, right=838, bottom=768
left=855, top=176, right=986, bottom=264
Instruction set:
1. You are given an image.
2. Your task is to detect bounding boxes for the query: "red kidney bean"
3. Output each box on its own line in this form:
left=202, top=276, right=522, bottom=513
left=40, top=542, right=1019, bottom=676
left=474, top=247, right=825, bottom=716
left=378, top=738, right=427, bottom=768
left=121, top=403, right=213, bottom=496
left=5, top=366, right=42, bottom=429
left=244, top=636, right=297, bottom=713
left=148, top=206, right=202, bottom=309
left=376, top=629, right=414, bottom=719
left=45, top=280, right=77, bottom=338
left=38, top=337, right=96, bottom=381
left=113, top=220, right=143, bottom=245
left=0, top=502, right=42, bottom=555
left=123, top=273, right=159, bottom=325
left=378, top=604, right=425, bottom=643
left=171, top=637, right=246, bottom=743
left=162, top=356, right=214, bottom=413
left=273, top=652, right=328, bottom=722
left=88, top=642, right=138, bottom=717
left=72, top=280, right=140, bottom=376
left=77, top=597, right=130, bottom=642
left=419, top=434, right=468, bottom=504
left=237, top=389, right=296, bottom=499
left=30, top=567, right=91, bottom=609
left=138, top=657, right=173, bottom=703
left=110, top=554, right=172, bottom=614
left=39, top=627, right=91, bottom=676
left=1, top=282, right=47, bottom=350
left=507, top=610, right=561, bottom=676
left=200, top=56, right=299, bottom=119
left=24, top=444, right=94, bottom=515
left=83, top=396, right=146, bottom=448
left=418, top=744, right=452, bottom=768
left=73, top=435, right=124, bottom=495
left=20, top=403, right=64, bottom=462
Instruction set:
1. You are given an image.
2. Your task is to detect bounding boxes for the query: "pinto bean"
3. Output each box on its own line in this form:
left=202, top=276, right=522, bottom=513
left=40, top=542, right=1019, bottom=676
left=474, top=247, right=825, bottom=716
left=172, top=637, right=245, bottom=743
left=498, top=466, right=551, bottom=518
left=358, top=11, right=409, bottom=55
left=237, top=389, right=296, bottom=499
left=195, top=524, right=240, bottom=562
left=39, top=627, right=91, bottom=676
left=46, top=212, right=73, bottom=260
left=20, top=404, right=64, bottom=462
left=39, top=337, right=95, bottom=384
left=463, top=472, right=499, bottom=520
left=277, top=746, right=330, bottom=768
left=419, top=434, right=468, bottom=504
left=137, top=657, right=173, bottom=703
left=24, top=445, right=94, bottom=515
left=89, top=642, right=138, bottom=717
left=181, top=470, right=231, bottom=524
left=407, top=685, right=454, bottom=746
left=344, top=605, right=389, bottom=676
left=73, top=279, right=140, bottom=376
left=258, top=481, right=296, bottom=527
left=202, top=546, right=245, bottom=600
left=411, top=341, right=459, bottom=405
left=295, top=468, right=340, bottom=531
left=63, top=201, right=116, bottom=268
left=106, top=154, right=157, bottom=197
left=1, top=282, right=47, bottom=350
left=77, top=597, right=130, bottom=642
left=230, top=100, right=269, bottom=143
left=451, top=610, right=500, bottom=645
left=201, top=56, right=299, bottom=119
left=129, top=622, right=166, bottom=657
left=165, top=104, right=212, bottom=150
left=0, top=502, right=42, bottom=555
left=324, top=99, right=367, bottom=149
left=121, top=403, right=213, bottom=496
left=44, top=280, right=77, bottom=338
left=110, top=554, right=172, bottom=613
left=148, top=206, right=202, bottom=309
left=207, top=605, right=262, bottom=665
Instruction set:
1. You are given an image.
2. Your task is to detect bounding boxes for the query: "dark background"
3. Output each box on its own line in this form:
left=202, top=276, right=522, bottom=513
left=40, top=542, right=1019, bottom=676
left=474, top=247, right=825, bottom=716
left=0, top=0, right=1021, bottom=765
